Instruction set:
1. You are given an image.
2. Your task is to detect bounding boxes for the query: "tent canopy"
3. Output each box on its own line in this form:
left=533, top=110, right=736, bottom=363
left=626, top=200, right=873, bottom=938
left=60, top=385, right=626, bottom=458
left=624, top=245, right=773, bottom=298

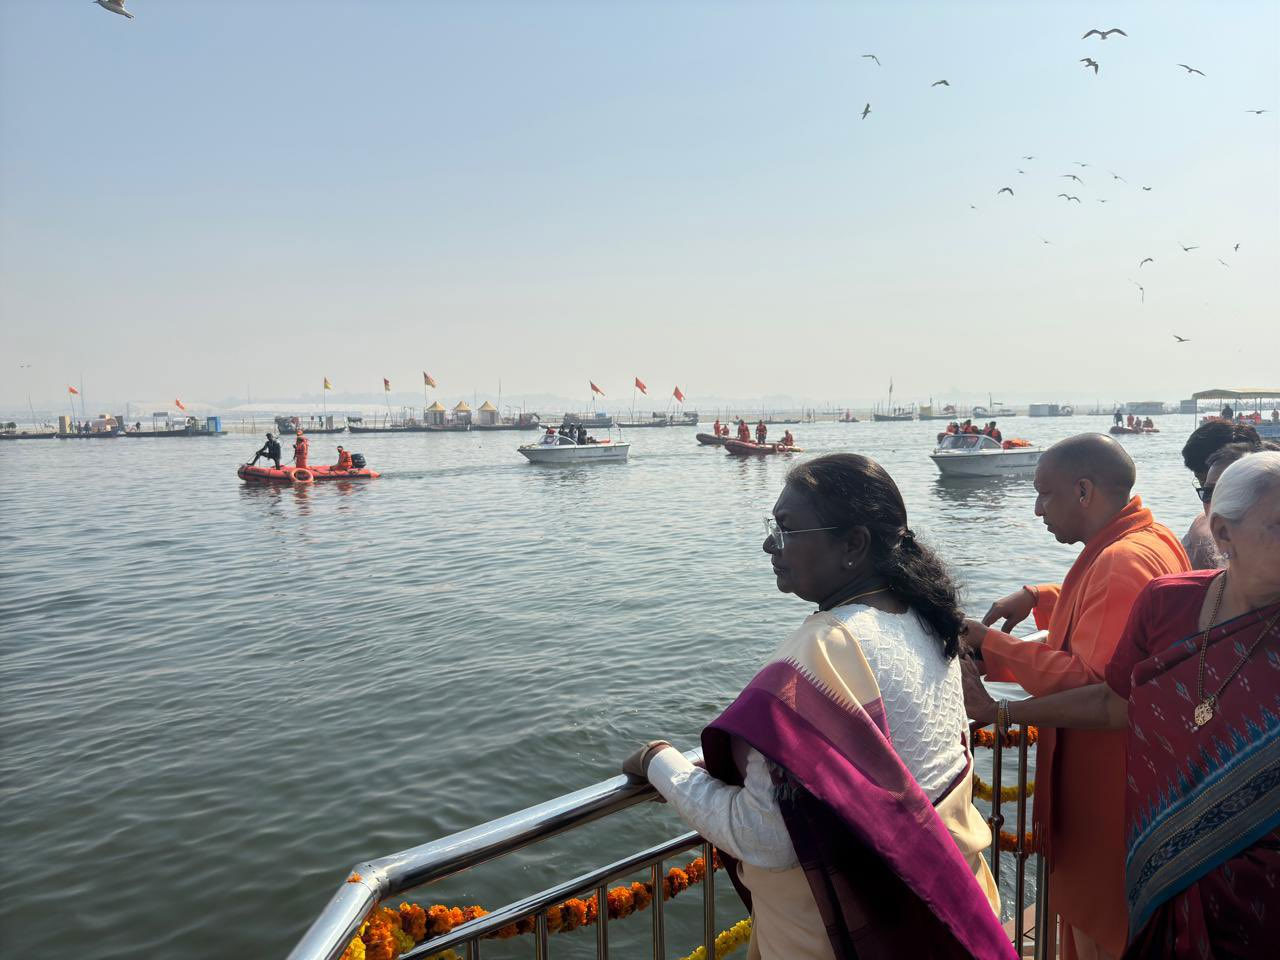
left=1191, top=388, right=1280, bottom=401
left=453, top=401, right=472, bottom=413
left=477, top=400, right=497, bottom=412
left=426, top=401, right=446, bottom=412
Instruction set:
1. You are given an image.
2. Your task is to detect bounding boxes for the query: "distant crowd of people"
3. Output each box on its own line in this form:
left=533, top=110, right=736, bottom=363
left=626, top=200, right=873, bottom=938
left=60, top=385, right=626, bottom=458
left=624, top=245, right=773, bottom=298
left=249, top=431, right=351, bottom=471
left=711, top=419, right=796, bottom=448
left=943, top=418, right=1002, bottom=442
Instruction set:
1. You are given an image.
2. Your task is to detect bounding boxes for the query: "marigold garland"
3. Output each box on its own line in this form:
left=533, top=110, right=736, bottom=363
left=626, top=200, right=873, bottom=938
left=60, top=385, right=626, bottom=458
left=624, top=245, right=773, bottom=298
left=972, top=725, right=1039, bottom=748
left=971, top=772, right=1035, bottom=804
left=997, top=830, right=1035, bottom=853
left=338, top=851, right=723, bottom=960
left=675, top=918, right=754, bottom=960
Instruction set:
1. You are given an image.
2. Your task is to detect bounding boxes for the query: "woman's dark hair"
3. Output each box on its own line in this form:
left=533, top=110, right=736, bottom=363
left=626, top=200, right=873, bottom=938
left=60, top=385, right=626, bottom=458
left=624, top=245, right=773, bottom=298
left=1205, top=440, right=1259, bottom=473
left=786, top=453, right=963, bottom=659
left=1182, top=421, right=1260, bottom=478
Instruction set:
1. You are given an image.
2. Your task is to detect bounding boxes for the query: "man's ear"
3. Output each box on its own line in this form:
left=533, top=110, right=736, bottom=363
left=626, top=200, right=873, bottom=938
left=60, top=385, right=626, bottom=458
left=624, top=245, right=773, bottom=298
left=1077, top=478, right=1094, bottom=506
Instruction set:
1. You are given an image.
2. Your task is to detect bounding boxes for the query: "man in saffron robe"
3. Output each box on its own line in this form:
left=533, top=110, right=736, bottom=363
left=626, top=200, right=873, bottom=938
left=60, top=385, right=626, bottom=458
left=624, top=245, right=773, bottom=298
left=962, top=433, right=1189, bottom=960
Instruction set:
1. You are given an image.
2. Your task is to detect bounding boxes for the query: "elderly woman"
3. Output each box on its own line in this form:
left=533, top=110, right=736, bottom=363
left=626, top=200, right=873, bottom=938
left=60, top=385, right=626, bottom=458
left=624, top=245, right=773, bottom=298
left=623, top=455, right=1014, bottom=960
left=965, top=451, right=1280, bottom=959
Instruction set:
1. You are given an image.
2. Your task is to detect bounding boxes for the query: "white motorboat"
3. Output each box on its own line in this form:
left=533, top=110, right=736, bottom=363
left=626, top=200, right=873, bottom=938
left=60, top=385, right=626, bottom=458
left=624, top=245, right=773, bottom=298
left=930, top=433, right=1041, bottom=477
left=518, top=432, right=630, bottom=464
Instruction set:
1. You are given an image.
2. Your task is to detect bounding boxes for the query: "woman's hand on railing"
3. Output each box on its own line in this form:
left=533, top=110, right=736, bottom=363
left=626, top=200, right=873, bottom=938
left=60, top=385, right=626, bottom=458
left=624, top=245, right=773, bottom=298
left=961, top=657, right=998, bottom=726
left=622, top=740, right=674, bottom=784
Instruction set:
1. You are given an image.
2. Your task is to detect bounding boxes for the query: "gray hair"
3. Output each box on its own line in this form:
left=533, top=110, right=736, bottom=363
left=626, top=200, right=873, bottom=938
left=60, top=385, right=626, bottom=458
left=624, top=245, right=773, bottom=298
left=1209, top=451, right=1280, bottom=524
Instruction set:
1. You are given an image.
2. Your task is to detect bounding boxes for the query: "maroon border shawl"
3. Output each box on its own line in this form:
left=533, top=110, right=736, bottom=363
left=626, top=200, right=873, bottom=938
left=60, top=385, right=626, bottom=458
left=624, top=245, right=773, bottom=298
left=1106, top=571, right=1280, bottom=957
left=703, top=654, right=1015, bottom=960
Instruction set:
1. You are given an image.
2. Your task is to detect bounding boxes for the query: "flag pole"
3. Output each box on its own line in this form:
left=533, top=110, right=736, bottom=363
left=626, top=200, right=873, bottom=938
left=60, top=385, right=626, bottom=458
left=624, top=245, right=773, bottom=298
left=79, top=374, right=87, bottom=423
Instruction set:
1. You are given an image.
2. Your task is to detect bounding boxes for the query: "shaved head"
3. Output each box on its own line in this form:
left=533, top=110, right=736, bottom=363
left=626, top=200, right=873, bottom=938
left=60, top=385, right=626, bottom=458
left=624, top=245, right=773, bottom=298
left=1041, top=433, right=1136, bottom=498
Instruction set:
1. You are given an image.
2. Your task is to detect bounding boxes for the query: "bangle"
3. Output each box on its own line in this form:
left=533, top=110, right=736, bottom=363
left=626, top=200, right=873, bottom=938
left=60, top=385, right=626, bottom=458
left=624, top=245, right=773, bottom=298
left=996, top=700, right=1010, bottom=732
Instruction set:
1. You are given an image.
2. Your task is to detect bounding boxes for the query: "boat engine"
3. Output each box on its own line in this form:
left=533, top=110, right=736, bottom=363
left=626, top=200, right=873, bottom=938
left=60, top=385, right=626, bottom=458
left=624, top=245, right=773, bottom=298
left=350, top=453, right=367, bottom=468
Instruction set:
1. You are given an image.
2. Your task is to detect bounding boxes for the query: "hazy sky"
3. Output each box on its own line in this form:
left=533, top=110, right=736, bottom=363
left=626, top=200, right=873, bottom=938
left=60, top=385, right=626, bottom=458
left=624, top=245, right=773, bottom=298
left=2, top=1, right=1276, bottom=413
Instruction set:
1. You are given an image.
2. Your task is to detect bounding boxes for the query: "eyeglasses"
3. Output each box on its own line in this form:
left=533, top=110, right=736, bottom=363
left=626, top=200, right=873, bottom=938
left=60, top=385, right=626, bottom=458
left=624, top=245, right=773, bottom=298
left=764, top=517, right=839, bottom=549
left=1195, top=483, right=1215, bottom=504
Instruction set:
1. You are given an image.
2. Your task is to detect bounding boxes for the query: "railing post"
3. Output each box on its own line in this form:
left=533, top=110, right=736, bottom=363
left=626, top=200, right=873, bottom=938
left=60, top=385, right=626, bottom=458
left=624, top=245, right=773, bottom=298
left=988, top=731, right=1004, bottom=889
left=651, top=862, right=666, bottom=960
left=702, top=843, right=715, bottom=960
left=1034, top=855, right=1054, bottom=960
left=1014, top=727, right=1031, bottom=954
left=596, top=884, right=609, bottom=959
left=535, top=911, right=549, bottom=960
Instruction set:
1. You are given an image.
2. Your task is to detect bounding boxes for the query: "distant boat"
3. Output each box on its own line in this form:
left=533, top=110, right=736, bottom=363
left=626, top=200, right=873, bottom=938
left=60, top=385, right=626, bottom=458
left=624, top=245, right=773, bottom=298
left=0, top=431, right=56, bottom=440
left=518, top=433, right=629, bottom=464
left=918, top=402, right=958, bottom=421
left=562, top=412, right=614, bottom=429
left=872, top=409, right=914, bottom=422
left=931, top=434, right=1041, bottom=477
left=1028, top=403, right=1074, bottom=418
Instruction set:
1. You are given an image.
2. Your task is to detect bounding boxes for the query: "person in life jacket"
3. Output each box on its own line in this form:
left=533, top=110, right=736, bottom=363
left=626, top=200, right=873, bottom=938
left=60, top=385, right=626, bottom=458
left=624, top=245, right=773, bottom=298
left=737, top=419, right=751, bottom=442
left=781, top=429, right=795, bottom=448
left=251, top=432, right=281, bottom=468
left=945, top=421, right=959, bottom=435
left=293, top=431, right=310, bottom=468
left=334, top=445, right=353, bottom=471
left=756, top=420, right=768, bottom=443
left=713, top=418, right=722, bottom=437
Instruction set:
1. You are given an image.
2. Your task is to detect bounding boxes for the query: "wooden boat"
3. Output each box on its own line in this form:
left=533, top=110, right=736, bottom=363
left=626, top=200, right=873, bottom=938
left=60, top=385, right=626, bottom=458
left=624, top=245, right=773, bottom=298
left=0, top=431, right=56, bottom=440
left=724, top=439, right=803, bottom=456
left=696, top=433, right=727, bottom=446
left=871, top=411, right=913, bottom=422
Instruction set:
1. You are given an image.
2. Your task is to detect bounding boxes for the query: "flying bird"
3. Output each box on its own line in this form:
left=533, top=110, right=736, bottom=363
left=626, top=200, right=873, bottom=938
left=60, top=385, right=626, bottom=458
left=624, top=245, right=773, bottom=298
left=931, top=79, right=950, bottom=87
left=1081, top=58, right=1100, bottom=74
left=861, top=103, right=871, bottom=120
left=1179, top=243, right=1198, bottom=252
left=1110, top=172, right=1126, bottom=181
left=1073, top=162, right=1090, bottom=167
left=1097, top=199, right=1109, bottom=203
left=1061, top=174, right=1083, bottom=182
left=862, top=54, right=881, bottom=66
left=1173, top=335, right=1190, bottom=343
left=1040, top=238, right=1053, bottom=245
left=1017, top=169, right=1027, bottom=174
left=1022, top=155, right=1036, bottom=160
left=1131, top=281, right=1145, bottom=303
left=997, top=187, right=1014, bottom=196
left=1083, top=28, right=1127, bottom=40
left=94, top=0, right=133, bottom=17
left=969, top=204, right=977, bottom=210
left=1141, top=186, right=1153, bottom=191
left=1245, top=109, right=1269, bottom=114
left=1138, top=257, right=1154, bottom=267
left=1177, top=64, right=1206, bottom=76
left=1234, top=243, right=1240, bottom=252
left=1218, top=258, right=1230, bottom=267
left=1058, top=194, right=1082, bottom=203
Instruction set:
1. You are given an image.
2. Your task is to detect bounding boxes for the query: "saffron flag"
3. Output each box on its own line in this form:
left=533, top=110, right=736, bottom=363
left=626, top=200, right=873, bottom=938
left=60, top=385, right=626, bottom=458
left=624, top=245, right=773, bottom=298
left=68, top=385, right=79, bottom=396
left=673, top=385, right=685, bottom=403
left=175, top=398, right=186, bottom=411
left=590, top=381, right=605, bottom=397
left=423, top=372, right=437, bottom=388
left=634, top=377, right=648, bottom=395
left=384, top=378, right=391, bottom=392
left=323, top=378, right=332, bottom=390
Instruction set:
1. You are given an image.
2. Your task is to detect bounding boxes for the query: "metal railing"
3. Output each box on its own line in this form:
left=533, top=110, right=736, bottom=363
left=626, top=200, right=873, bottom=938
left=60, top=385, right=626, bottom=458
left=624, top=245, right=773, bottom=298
left=290, top=657, right=1052, bottom=960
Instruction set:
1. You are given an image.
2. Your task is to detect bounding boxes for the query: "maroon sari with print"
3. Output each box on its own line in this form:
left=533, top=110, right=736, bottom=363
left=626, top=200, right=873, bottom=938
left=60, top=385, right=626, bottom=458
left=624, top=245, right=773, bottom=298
left=1105, top=571, right=1280, bottom=959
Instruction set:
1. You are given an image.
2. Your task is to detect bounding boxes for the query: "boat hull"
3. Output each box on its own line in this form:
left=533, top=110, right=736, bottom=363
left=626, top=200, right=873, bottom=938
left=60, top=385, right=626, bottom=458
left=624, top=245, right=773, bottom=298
left=724, top=439, right=803, bottom=456
left=306, top=465, right=380, bottom=480
left=0, top=432, right=56, bottom=440
left=696, top=433, right=727, bottom=446
left=238, top=464, right=316, bottom=484
left=518, top=442, right=630, bottom=463
left=930, top=449, right=1041, bottom=477
left=1109, top=426, right=1160, bottom=435
left=872, top=414, right=913, bottom=422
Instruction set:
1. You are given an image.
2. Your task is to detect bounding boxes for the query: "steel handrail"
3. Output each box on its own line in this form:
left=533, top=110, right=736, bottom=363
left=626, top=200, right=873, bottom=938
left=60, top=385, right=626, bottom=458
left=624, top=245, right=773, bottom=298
left=287, top=747, right=705, bottom=960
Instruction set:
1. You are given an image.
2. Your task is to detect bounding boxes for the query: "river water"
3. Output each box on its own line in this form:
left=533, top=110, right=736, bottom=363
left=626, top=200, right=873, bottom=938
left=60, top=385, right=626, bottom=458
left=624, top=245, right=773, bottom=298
left=0, top=416, right=1204, bottom=958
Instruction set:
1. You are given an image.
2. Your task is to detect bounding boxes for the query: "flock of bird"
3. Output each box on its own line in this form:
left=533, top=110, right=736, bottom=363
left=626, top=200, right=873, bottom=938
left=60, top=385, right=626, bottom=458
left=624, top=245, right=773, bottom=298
left=856, top=26, right=1269, bottom=347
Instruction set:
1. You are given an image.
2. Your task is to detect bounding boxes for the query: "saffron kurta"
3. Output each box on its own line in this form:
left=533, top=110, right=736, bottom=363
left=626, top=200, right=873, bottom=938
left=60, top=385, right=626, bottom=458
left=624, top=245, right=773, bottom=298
left=981, top=497, right=1189, bottom=957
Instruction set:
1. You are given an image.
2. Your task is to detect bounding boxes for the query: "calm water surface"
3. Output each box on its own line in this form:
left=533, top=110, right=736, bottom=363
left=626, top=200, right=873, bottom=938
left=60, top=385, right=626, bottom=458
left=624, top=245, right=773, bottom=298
left=0, top=416, right=1205, bottom=957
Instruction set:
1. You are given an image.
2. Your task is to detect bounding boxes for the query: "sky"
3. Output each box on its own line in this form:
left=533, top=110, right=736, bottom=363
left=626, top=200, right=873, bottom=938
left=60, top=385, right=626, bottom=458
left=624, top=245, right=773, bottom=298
left=1, top=1, right=1277, bottom=415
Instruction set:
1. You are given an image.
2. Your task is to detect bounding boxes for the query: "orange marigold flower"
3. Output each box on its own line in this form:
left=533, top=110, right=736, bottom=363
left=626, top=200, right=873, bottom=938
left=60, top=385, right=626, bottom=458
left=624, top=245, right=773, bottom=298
left=565, top=898, right=589, bottom=929
left=630, top=881, right=653, bottom=910
left=663, top=867, right=689, bottom=900
left=516, top=916, right=537, bottom=935
left=584, top=895, right=599, bottom=924
left=494, top=923, right=521, bottom=939
left=363, top=921, right=396, bottom=960
left=346, top=872, right=364, bottom=884
left=460, top=905, right=489, bottom=923
left=398, top=903, right=427, bottom=942
left=545, top=905, right=564, bottom=933
left=607, top=887, right=633, bottom=919
left=685, top=857, right=706, bottom=884
left=426, top=904, right=455, bottom=935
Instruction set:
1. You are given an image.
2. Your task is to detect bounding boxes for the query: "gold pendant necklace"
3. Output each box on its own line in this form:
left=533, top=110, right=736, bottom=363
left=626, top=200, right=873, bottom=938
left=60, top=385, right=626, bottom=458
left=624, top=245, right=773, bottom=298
left=1193, top=575, right=1280, bottom=729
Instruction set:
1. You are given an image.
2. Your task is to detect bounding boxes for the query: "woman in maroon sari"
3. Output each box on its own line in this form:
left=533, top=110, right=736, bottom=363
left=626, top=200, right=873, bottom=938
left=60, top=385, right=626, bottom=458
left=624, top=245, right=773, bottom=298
left=964, top=451, right=1280, bottom=958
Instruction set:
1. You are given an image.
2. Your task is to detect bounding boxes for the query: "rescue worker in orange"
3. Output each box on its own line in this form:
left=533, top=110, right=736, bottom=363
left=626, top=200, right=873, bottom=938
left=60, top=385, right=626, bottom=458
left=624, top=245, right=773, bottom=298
left=333, top=445, right=353, bottom=471
left=781, top=429, right=795, bottom=448
left=713, top=418, right=722, bottom=438
left=736, top=419, right=751, bottom=442
left=293, top=431, right=310, bottom=468
left=755, top=420, right=767, bottom=444
left=961, top=433, right=1189, bottom=960
left=945, top=421, right=959, bottom=435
